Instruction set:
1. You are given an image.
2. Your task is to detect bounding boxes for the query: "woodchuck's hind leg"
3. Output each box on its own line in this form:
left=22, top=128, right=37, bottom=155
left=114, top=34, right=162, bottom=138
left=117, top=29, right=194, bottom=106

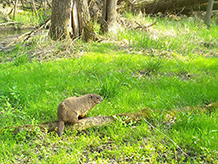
left=58, top=117, right=78, bottom=137
left=58, top=120, right=65, bottom=137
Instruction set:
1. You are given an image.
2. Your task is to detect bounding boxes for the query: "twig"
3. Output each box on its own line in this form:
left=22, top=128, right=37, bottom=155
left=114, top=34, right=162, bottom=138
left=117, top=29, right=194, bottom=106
left=176, top=6, right=185, bottom=16
left=134, top=20, right=158, bottom=30
left=23, top=18, right=50, bottom=42
left=143, top=118, right=191, bottom=158
left=31, top=0, right=39, bottom=17
left=46, top=0, right=52, bottom=8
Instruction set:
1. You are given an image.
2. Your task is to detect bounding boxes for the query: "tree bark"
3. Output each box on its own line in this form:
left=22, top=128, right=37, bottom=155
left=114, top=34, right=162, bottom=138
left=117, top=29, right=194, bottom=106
left=100, top=0, right=117, bottom=34
left=76, top=0, right=95, bottom=42
left=205, top=0, right=214, bottom=27
left=72, top=0, right=79, bottom=37
left=49, top=0, right=95, bottom=42
left=49, top=0, right=72, bottom=40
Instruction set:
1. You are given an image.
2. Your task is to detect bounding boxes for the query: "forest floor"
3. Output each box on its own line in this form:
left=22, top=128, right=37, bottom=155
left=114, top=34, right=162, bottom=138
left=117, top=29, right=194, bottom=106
left=0, top=10, right=218, bottom=163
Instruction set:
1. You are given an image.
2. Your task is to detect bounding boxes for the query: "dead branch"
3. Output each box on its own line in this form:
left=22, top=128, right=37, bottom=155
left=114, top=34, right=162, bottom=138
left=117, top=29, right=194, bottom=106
left=166, top=102, right=218, bottom=123
left=0, top=22, right=17, bottom=26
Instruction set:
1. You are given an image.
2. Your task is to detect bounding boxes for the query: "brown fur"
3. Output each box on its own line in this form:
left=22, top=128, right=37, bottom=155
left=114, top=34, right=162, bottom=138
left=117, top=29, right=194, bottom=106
left=57, top=94, right=103, bottom=137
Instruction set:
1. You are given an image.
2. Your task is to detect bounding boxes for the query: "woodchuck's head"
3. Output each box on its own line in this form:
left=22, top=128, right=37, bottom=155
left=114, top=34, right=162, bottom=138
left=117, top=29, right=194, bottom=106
left=88, top=94, right=103, bottom=104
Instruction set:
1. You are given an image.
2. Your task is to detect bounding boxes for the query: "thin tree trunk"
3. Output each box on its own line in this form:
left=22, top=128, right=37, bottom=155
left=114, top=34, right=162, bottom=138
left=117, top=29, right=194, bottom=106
left=13, top=0, right=19, bottom=19
left=107, top=0, right=117, bottom=32
left=205, top=0, right=214, bottom=27
left=100, top=0, right=117, bottom=34
left=2, top=102, right=217, bottom=135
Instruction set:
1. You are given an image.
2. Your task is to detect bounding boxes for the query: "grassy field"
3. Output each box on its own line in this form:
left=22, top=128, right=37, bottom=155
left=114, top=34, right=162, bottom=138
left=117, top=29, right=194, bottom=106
left=0, top=11, right=218, bottom=163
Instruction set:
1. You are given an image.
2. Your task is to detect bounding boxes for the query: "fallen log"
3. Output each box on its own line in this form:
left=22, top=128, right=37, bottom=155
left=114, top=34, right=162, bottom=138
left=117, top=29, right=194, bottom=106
left=1, top=108, right=151, bottom=135
left=1, top=102, right=217, bottom=136
left=125, top=0, right=218, bottom=15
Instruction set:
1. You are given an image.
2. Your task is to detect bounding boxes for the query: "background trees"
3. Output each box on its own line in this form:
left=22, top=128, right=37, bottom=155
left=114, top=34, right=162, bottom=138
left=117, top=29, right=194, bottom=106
left=100, top=0, right=117, bottom=34
left=48, top=0, right=217, bottom=41
left=49, top=0, right=95, bottom=41
left=205, top=0, right=215, bottom=27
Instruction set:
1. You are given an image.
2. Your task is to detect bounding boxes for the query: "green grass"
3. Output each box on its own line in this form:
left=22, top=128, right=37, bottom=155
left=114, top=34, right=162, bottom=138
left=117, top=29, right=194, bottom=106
left=0, top=12, right=218, bottom=163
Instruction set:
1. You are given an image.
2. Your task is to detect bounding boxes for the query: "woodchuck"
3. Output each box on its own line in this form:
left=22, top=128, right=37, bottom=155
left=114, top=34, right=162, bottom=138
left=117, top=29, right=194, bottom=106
left=57, top=94, right=103, bottom=137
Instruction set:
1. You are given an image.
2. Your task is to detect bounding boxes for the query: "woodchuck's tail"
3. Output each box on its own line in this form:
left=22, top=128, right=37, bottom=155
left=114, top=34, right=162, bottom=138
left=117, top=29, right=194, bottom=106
left=57, top=120, right=65, bottom=137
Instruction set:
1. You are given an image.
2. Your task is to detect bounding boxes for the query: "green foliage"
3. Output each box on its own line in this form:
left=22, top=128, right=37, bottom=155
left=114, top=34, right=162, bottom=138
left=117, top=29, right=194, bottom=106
left=0, top=12, right=218, bottom=163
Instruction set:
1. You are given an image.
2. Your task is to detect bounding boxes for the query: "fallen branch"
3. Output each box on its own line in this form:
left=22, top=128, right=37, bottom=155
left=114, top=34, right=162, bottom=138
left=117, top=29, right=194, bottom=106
left=0, top=22, right=17, bottom=26
left=166, top=102, right=218, bottom=123
left=169, top=102, right=218, bottom=114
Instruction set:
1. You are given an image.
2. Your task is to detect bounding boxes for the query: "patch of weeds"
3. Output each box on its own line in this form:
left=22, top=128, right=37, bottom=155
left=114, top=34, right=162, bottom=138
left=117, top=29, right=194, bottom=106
left=170, top=111, right=218, bottom=162
left=136, top=57, right=162, bottom=76
left=14, top=53, right=30, bottom=66
left=0, top=86, right=27, bottom=126
left=99, top=76, right=120, bottom=100
left=1, top=86, right=24, bottom=109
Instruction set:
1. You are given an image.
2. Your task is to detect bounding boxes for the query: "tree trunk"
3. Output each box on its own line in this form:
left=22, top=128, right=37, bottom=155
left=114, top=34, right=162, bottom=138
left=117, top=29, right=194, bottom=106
left=100, top=0, right=117, bottom=34
left=49, top=0, right=95, bottom=42
left=205, top=0, right=214, bottom=27
left=76, top=0, right=95, bottom=42
left=49, top=0, right=72, bottom=40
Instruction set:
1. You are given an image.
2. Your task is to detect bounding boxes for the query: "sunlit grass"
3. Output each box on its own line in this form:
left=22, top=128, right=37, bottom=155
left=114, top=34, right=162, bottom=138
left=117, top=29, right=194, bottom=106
left=0, top=12, right=218, bottom=163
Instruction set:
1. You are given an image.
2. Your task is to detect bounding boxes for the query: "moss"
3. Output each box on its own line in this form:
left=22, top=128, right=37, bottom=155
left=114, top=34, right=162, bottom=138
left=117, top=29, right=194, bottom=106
left=84, top=21, right=95, bottom=42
